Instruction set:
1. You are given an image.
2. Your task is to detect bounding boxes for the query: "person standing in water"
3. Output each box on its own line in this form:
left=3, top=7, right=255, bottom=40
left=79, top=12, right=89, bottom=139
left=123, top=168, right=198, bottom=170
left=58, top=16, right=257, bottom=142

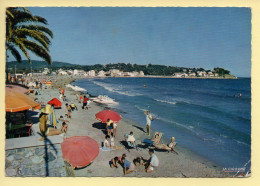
left=144, top=110, right=153, bottom=136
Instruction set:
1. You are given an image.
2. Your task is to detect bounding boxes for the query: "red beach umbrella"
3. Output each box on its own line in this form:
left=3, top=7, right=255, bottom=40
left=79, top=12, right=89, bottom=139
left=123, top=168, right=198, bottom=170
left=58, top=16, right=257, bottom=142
left=47, top=98, right=62, bottom=108
left=95, top=110, right=122, bottom=123
left=61, top=136, right=99, bottom=169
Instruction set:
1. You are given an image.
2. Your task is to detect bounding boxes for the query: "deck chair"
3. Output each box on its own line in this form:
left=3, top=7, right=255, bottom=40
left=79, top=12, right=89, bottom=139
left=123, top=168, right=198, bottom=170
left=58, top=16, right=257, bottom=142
left=120, top=134, right=138, bottom=151
left=153, top=138, right=178, bottom=154
left=141, top=132, right=163, bottom=148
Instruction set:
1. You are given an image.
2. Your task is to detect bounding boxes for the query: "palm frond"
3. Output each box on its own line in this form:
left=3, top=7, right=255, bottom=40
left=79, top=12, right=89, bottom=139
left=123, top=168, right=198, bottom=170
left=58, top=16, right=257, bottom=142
left=33, top=16, right=48, bottom=25
left=6, top=7, right=53, bottom=64
left=6, top=9, right=14, bottom=19
left=6, top=43, right=22, bottom=62
left=19, top=25, right=53, bottom=38
left=12, top=38, right=30, bottom=60
left=23, top=40, right=52, bottom=64
left=15, top=28, right=51, bottom=50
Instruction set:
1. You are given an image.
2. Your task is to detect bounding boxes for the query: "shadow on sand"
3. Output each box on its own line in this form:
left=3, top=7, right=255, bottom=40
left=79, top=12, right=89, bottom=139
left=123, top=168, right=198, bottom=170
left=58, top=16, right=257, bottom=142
left=37, top=132, right=58, bottom=177
left=92, top=122, right=108, bottom=135
left=132, top=125, right=146, bottom=133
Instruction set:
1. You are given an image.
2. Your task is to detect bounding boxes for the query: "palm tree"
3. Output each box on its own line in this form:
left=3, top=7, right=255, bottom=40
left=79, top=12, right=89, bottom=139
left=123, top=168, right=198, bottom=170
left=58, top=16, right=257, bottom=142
left=6, top=7, right=53, bottom=64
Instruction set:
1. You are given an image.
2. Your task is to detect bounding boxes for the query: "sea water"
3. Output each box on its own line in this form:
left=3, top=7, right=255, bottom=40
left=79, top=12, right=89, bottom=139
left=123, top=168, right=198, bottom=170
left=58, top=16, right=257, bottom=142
left=73, top=77, right=251, bottom=169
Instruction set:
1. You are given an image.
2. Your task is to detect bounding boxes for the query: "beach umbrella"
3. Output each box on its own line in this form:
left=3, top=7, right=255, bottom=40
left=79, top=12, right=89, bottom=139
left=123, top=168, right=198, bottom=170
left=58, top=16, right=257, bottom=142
left=47, top=98, right=62, bottom=108
left=61, top=136, right=99, bottom=168
left=6, top=84, right=28, bottom=94
left=95, top=110, right=122, bottom=123
left=5, top=87, right=41, bottom=112
left=48, top=106, right=57, bottom=128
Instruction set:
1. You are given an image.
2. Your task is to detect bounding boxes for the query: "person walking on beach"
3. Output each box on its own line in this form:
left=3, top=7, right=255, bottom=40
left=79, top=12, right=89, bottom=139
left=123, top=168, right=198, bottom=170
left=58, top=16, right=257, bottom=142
left=66, top=103, right=72, bottom=118
left=144, top=110, right=153, bottom=136
left=82, top=95, right=88, bottom=110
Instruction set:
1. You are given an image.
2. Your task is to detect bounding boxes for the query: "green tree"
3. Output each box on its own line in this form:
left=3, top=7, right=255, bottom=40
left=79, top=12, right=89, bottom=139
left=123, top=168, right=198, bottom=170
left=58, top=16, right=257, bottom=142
left=6, top=7, right=53, bottom=64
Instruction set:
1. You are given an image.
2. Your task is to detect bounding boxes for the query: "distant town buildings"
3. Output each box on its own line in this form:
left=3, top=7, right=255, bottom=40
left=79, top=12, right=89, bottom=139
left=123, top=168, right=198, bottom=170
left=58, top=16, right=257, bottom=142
left=24, top=66, right=223, bottom=79
left=173, top=69, right=219, bottom=78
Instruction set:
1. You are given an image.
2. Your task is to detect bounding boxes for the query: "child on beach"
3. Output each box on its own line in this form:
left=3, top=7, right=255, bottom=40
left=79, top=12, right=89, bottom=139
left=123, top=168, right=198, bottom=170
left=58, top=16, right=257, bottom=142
left=113, top=122, right=117, bottom=137
left=58, top=115, right=69, bottom=123
left=66, top=103, right=72, bottom=118
left=61, top=121, right=68, bottom=133
left=79, top=95, right=82, bottom=103
left=133, top=156, right=145, bottom=166
left=110, top=136, right=115, bottom=147
left=118, top=153, right=126, bottom=164
left=82, top=95, right=88, bottom=110
left=106, top=119, right=113, bottom=136
left=121, top=157, right=136, bottom=175
left=102, top=135, right=123, bottom=151
left=70, top=103, right=78, bottom=111
left=109, top=157, right=119, bottom=168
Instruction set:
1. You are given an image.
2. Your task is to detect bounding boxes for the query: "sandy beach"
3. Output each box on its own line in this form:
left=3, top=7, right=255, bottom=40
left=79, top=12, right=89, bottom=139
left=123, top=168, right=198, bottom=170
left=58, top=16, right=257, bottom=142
left=5, top=75, right=230, bottom=177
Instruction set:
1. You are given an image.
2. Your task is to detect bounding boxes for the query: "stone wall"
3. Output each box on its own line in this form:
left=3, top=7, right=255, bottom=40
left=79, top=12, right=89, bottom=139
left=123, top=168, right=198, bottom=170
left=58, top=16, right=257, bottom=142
left=5, top=144, right=67, bottom=177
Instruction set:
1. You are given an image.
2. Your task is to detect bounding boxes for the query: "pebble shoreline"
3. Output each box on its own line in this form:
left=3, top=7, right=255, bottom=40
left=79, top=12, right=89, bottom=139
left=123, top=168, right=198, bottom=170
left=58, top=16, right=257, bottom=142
left=5, top=75, right=230, bottom=177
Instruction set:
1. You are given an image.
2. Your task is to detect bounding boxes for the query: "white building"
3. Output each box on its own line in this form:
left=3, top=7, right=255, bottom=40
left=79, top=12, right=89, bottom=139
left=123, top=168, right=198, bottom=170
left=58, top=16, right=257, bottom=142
left=197, top=71, right=207, bottom=77
left=77, top=70, right=86, bottom=76
left=189, top=72, right=196, bottom=77
left=97, top=70, right=106, bottom=77
left=58, top=71, right=68, bottom=75
left=42, top=68, right=50, bottom=75
left=88, top=70, right=96, bottom=77
left=109, top=69, right=120, bottom=76
left=67, top=70, right=73, bottom=75
left=139, top=71, right=145, bottom=76
left=173, top=73, right=188, bottom=78
left=130, top=71, right=140, bottom=77
left=73, top=69, right=78, bottom=75
left=173, top=73, right=183, bottom=78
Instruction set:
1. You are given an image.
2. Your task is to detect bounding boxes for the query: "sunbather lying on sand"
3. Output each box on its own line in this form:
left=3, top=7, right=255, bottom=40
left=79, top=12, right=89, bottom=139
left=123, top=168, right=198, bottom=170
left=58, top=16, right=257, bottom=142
left=39, top=113, right=68, bottom=141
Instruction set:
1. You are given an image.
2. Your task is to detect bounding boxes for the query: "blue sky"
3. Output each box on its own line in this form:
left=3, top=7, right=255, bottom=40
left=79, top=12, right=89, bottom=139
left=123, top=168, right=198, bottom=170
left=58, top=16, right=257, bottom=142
left=10, top=7, right=251, bottom=77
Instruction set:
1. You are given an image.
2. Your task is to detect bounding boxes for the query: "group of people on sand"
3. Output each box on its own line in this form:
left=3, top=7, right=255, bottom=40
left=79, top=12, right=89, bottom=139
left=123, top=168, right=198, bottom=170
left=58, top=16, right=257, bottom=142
left=109, top=149, right=159, bottom=175
left=38, top=86, right=81, bottom=141
left=102, top=119, right=122, bottom=151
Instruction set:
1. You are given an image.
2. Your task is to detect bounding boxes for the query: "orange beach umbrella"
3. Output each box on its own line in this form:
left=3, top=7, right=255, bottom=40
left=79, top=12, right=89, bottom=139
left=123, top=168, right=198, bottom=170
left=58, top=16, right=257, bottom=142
left=6, top=84, right=28, bottom=94
left=61, top=136, right=99, bottom=168
left=5, top=87, right=41, bottom=112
